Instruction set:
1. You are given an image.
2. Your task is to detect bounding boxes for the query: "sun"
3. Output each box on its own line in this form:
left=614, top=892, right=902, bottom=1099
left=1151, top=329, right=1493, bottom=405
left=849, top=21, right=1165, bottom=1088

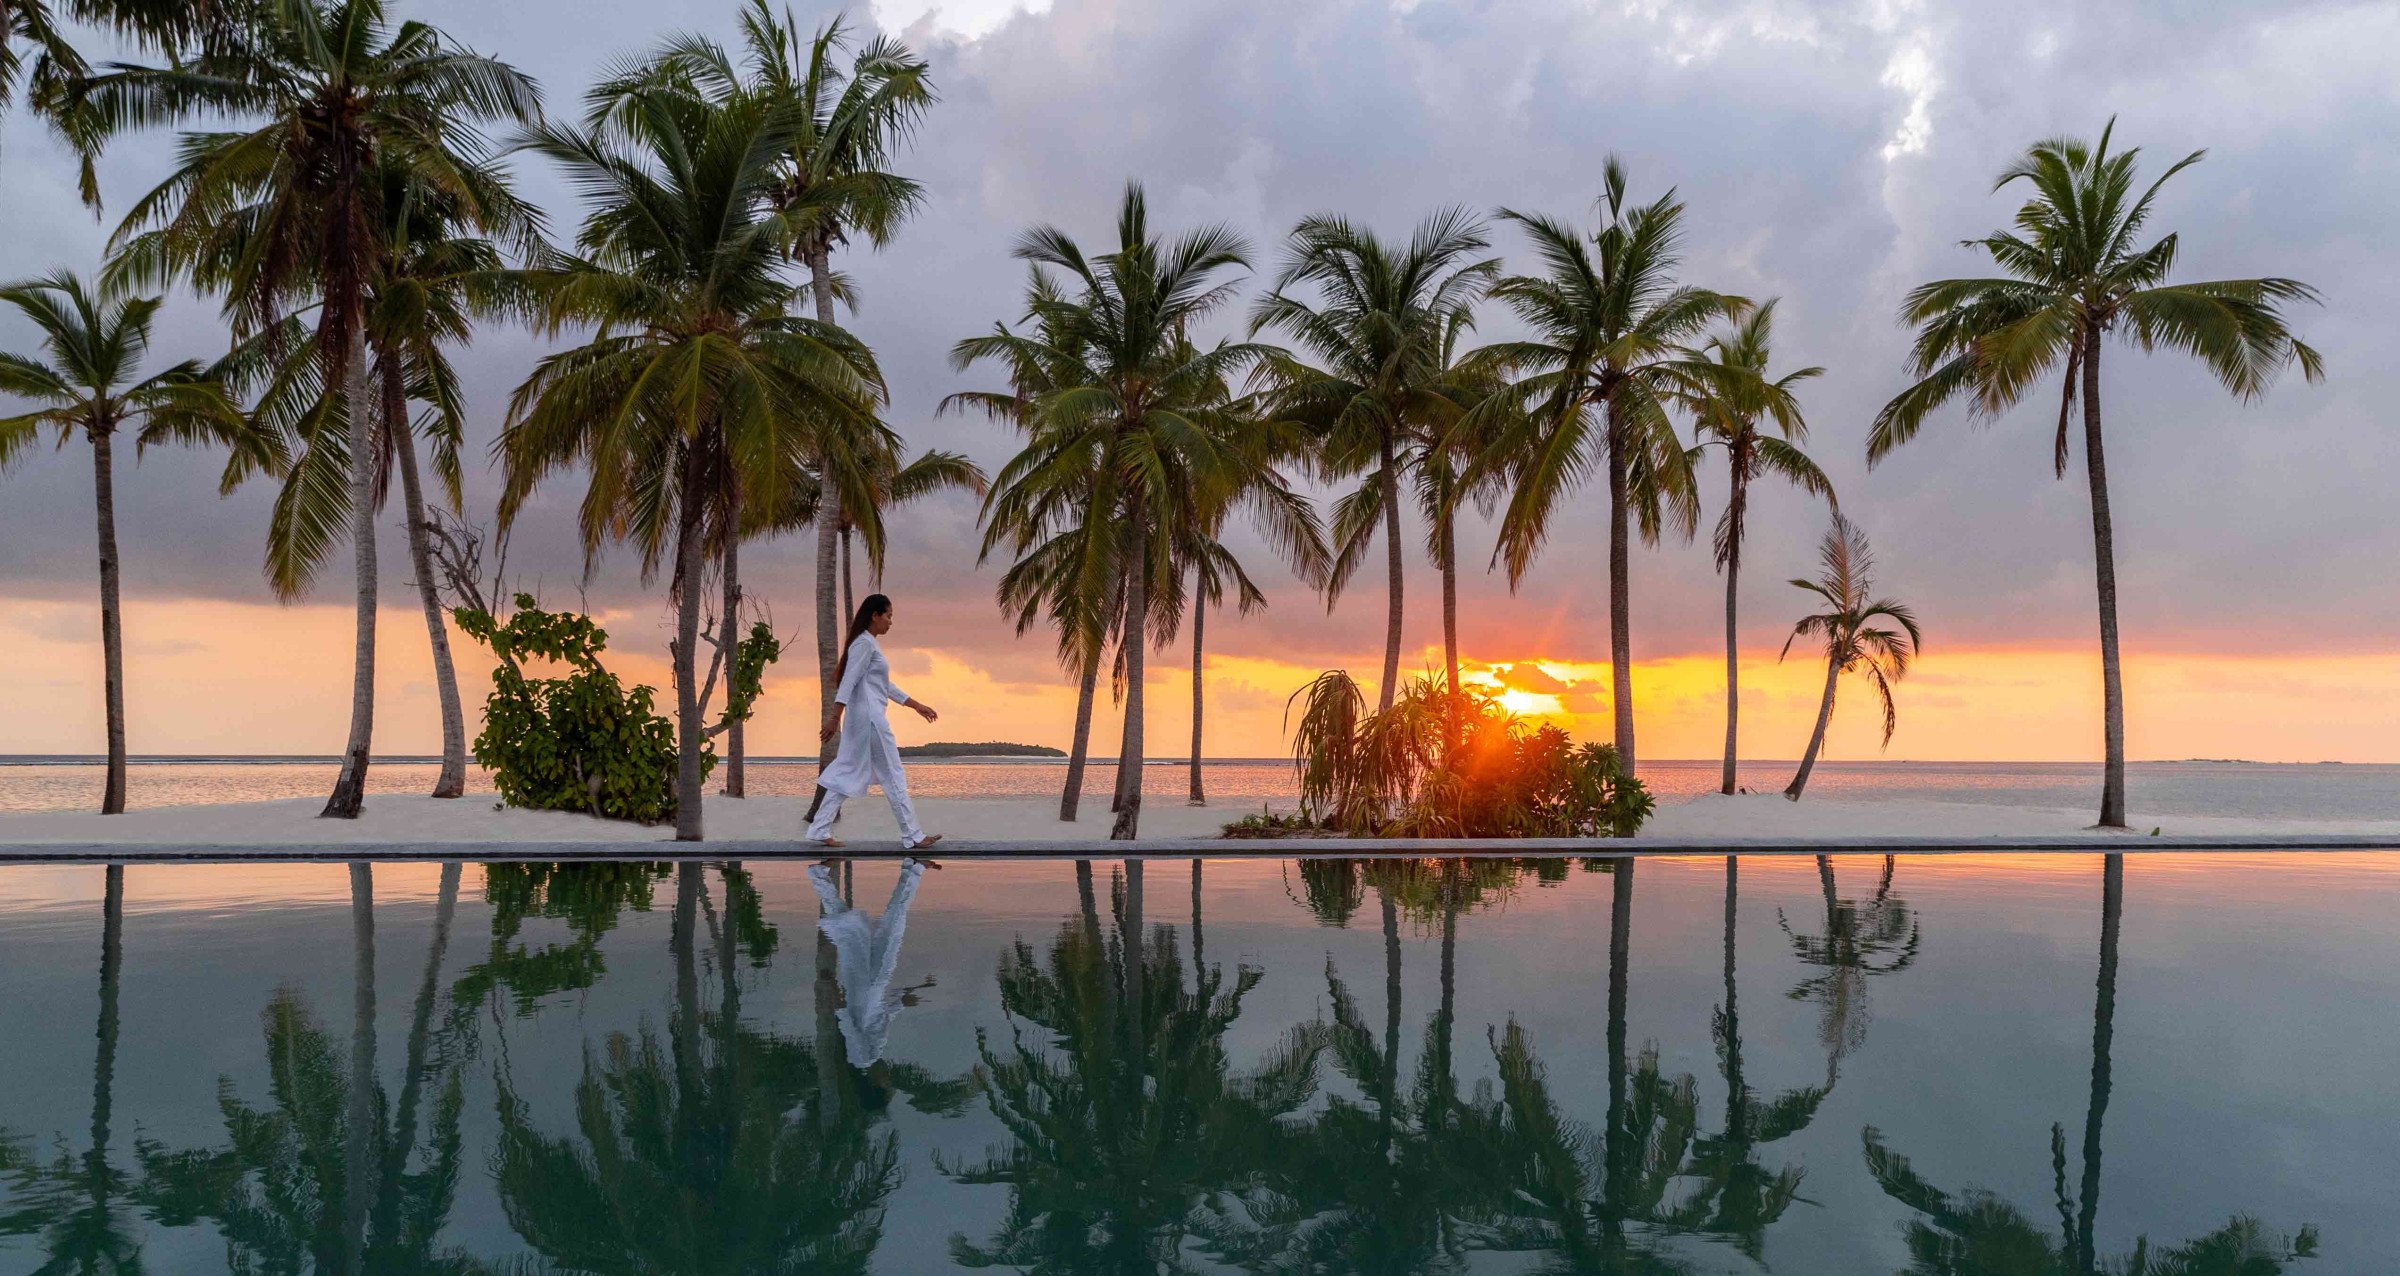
left=1495, top=689, right=1564, bottom=718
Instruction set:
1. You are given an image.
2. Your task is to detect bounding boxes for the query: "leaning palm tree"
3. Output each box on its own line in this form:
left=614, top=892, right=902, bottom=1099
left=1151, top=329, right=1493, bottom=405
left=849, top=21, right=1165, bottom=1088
left=1473, top=160, right=1745, bottom=773
left=0, top=271, right=271, bottom=814
left=1670, top=301, right=1834, bottom=795
left=1250, top=208, right=1499, bottom=711
left=957, top=182, right=1290, bottom=840
left=87, top=0, right=543, bottom=817
left=1868, top=121, right=2322, bottom=829
left=1780, top=515, right=1921, bottom=801
left=499, top=71, right=889, bottom=841
left=618, top=2, right=936, bottom=772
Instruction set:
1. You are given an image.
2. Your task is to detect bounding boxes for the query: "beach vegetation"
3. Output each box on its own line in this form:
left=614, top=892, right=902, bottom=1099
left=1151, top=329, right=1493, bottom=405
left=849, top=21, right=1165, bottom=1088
left=1286, top=669, right=1653, bottom=838
left=1869, top=119, right=2322, bottom=827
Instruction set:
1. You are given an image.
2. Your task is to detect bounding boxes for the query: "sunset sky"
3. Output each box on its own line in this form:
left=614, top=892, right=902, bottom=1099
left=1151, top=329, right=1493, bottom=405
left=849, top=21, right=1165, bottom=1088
left=2, top=0, right=2394, bottom=763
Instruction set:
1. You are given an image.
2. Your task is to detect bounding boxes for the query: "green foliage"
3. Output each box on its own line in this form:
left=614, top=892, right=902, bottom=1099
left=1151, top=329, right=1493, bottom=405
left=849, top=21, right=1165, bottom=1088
left=1286, top=670, right=1652, bottom=838
left=722, top=619, right=782, bottom=727
left=456, top=594, right=705, bottom=823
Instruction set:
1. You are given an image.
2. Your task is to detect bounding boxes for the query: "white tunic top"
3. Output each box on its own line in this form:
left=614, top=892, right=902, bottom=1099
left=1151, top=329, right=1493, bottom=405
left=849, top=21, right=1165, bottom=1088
left=817, top=633, right=911, bottom=797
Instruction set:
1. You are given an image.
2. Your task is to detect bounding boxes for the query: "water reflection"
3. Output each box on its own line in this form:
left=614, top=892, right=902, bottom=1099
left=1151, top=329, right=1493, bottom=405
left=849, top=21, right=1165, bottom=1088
left=0, top=853, right=2353, bottom=1275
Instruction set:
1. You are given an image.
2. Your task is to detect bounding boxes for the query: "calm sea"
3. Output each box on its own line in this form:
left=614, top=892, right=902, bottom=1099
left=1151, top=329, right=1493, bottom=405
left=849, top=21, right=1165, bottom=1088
left=3, top=756, right=2395, bottom=819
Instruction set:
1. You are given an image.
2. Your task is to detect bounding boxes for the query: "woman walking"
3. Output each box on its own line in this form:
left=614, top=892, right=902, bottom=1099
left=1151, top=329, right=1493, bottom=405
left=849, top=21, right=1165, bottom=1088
left=810, top=595, right=945, bottom=848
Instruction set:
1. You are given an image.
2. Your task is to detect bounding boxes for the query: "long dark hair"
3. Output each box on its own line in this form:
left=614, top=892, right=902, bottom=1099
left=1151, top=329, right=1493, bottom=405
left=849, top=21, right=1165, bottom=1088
left=833, top=594, right=892, bottom=686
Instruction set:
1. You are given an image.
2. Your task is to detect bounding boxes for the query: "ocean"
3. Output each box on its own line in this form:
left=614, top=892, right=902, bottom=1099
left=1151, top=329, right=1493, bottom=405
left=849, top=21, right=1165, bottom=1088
left=3, top=755, right=2394, bottom=820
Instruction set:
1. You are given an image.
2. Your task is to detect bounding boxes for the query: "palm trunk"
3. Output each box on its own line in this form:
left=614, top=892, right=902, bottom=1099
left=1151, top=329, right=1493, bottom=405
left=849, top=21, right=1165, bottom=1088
left=1061, top=646, right=1100, bottom=821
left=1076, top=858, right=1100, bottom=939
left=1123, top=859, right=1146, bottom=1055
left=671, top=864, right=700, bottom=1156
left=809, top=245, right=844, bottom=793
left=378, top=861, right=457, bottom=1232
left=671, top=451, right=707, bottom=842
left=1190, top=857, right=1204, bottom=968
left=1439, top=511, right=1461, bottom=698
left=720, top=530, right=745, bottom=798
left=1381, top=886, right=1402, bottom=1128
left=1110, top=506, right=1148, bottom=840
left=87, top=864, right=124, bottom=1217
left=1187, top=573, right=1205, bottom=806
left=841, top=523, right=855, bottom=621
left=386, top=362, right=466, bottom=799
left=323, top=327, right=378, bottom=819
left=2073, top=853, right=2124, bottom=1275
left=1721, top=856, right=1743, bottom=1136
left=343, top=862, right=377, bottom=1271
left=1603, top=858, right=1634, bottom=1233
left=1720, top=476, right=1747, bottom=795
left=1605, top=395, right=1636, bottom=773
left=1784, top=654, right=1840, bottom=800
left=90, top=426, right=127, bottom=814
left=2080, top=332, right=2128, bottom=828
left=1377, top=441, right=1404, bottom=713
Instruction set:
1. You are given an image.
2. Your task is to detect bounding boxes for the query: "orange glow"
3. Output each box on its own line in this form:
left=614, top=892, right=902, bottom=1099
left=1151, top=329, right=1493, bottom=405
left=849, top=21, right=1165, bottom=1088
left=5, top=599, right=2397, bottom=763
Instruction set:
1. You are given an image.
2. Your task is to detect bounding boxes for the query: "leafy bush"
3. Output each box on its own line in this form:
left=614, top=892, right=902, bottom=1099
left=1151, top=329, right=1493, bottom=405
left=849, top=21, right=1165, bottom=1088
left=1220, top=807, right=1338, bottom=839
left=1286, top=670, right=1654, bottom=838
left=456, top=595, right=706, bottom=823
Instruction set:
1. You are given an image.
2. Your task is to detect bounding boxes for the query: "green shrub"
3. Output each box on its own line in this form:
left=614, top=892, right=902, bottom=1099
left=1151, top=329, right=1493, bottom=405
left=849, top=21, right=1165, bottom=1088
left=1286, top=670, right=1654, bottom=838
left=456, top=595, right=705, bottom=823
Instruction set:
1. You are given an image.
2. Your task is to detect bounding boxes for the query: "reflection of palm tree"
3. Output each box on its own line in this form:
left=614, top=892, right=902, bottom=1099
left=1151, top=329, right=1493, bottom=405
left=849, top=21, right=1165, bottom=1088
left=495, top=863, right=905, bottom=1274
left=1863, top=855, right=2317, bottom=1275
left=450, top=861, right=672, bottom=1022
left=1, top=864, right=142, bottom=1273
left=1778, top=855, right=1920, bottom=1083
left=1479, top=861, right=1702, bottom=1274
left=947, top=861, right=1322, bottom=1270
left=1655, top=858, right=1826, bottom=1262
left=133, top=861, right=477, bottom=1273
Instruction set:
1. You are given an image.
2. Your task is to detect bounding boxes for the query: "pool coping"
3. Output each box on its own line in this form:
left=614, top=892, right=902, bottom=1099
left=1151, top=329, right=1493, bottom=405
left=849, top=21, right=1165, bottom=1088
left=6, top=832, right=2399, bottom=863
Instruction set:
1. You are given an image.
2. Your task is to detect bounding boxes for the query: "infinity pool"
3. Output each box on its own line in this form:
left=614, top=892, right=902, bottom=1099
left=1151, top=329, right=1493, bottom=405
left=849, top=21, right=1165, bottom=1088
left=2, top=853, right=2391, bottom=1273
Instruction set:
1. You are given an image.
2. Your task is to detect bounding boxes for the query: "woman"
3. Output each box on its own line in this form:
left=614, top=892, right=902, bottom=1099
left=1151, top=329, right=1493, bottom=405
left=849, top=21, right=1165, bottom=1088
left=810, top=594, right=943, bottom=848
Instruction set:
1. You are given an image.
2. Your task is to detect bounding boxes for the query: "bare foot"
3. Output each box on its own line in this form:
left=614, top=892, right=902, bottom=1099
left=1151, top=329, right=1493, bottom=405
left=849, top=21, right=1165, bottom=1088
left=912, top=834, right=944, bottom=849
left=819, top=838, right=846, bottom=849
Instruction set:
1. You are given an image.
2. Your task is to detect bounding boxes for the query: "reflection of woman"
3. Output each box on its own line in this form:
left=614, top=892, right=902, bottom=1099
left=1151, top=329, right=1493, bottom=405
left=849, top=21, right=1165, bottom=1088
left=809, top=594, right=943, bottom=849
left=808, top=858, right=935, bottom=1068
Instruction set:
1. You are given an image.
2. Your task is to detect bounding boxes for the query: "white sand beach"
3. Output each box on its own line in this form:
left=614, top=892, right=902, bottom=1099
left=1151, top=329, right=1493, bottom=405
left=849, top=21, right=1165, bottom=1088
left=4, top=791, right=2398, bottom=851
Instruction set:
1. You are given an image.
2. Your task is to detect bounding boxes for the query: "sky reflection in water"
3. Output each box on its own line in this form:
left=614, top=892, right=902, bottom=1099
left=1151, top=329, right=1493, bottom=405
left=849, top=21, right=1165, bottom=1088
left=1, top=852, right=2392, bottom=1274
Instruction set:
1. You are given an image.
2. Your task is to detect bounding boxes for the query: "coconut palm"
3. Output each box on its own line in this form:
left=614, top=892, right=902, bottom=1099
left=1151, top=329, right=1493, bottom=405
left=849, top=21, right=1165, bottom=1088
left=1169, top=520, right=1266, bottom=806
left=834, top=447, right=985, bottom=617
left=1868, top=121, right=2323, bottom=829
left=615, top=2, right=935, bottom=769
left=956, top=182, right=1287, bottom=840
left=1670, top=301, right=1834, bottom=795
left=1474, top=161, right=1745, bottom=774
left=497, top=69, right=889, bottom=841
left=1250, top=208, right=1499, bottom=711
left=1777, top=855, right=1920, bottom=1084
left=0, top=271, right=270, bottom=814
left=1779, top=515, right=1921, bottom=801
left=85, top=0, right=542, bottom=817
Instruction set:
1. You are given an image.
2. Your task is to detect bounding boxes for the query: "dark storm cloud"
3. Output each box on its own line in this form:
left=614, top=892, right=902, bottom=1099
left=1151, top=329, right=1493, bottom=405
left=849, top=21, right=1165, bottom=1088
left=2, top=0, right=2391, bottom=668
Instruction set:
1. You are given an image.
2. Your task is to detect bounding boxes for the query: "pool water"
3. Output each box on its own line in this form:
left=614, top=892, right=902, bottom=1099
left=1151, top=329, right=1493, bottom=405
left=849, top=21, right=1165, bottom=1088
left=1, top=853, right=2390, bottom=1273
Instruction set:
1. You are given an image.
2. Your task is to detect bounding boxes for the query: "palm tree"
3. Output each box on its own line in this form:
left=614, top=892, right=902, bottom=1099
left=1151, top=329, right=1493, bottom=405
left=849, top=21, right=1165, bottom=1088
left=957, top=182, right=1282, bottom=840
left=0, top=271, right=269, bottom=814
left=1475, top=161, right=1743, bottom=774
left=1250, top=208, right=1499, bottom=710
left=86, top=0, right=542, bottom=817
left=1779, top=515, right=1921, bottom=801
left=626, top=2, right=935, bottom=774
left=836, top=447, right=985, bottom=618
left=1670, top=301, right=1834, bottom=795
left=1170, top=519, right=1265, bottom=806
left=1869, top=121, right=2322, bottom=829
left=1777, top=855, right=1920, bottom=1083
left=498, top=68, right=889, bottom=841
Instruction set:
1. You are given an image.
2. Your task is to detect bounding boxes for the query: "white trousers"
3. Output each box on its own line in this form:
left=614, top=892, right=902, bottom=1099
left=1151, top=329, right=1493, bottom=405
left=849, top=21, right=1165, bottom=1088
left=807, top=758, right=926, bottom=845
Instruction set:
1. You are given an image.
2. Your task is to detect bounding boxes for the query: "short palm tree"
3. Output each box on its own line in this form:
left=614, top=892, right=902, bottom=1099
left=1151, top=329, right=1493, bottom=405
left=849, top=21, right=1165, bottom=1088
left=499, top=70, right=888, bottom=842
left=1250, top=208, right=1499, bottom=711
left=1868, top=120, right=2322, bottom=828
left=1475, top=159, right=1746, bottom=773
left=86, top=0, right=543, bottom=817
left=831, top=446, right=987, bottom=618
left=957, top=182, right=1282, bottom=840
left=1779, top=515, right=1921, bottom=801
left=1670, top=301, right=1834, bottom=795
left=0, top=270, right=271, bottom=814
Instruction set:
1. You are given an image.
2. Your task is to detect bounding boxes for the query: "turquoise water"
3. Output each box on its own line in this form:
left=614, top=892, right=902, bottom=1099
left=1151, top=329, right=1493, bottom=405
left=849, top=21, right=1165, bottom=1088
left=1, top=852, right=2391, bottom=1273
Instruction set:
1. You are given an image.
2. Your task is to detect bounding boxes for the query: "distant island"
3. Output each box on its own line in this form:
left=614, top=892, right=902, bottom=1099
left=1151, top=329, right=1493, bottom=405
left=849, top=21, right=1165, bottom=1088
left=898, top=742, right=1068, bottom=758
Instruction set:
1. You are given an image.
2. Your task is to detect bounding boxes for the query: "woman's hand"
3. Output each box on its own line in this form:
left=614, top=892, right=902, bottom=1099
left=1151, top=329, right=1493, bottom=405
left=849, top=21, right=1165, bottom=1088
left=913, top=701, right=939, bottom=723
left=819, top=710, right=842, bottom=741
